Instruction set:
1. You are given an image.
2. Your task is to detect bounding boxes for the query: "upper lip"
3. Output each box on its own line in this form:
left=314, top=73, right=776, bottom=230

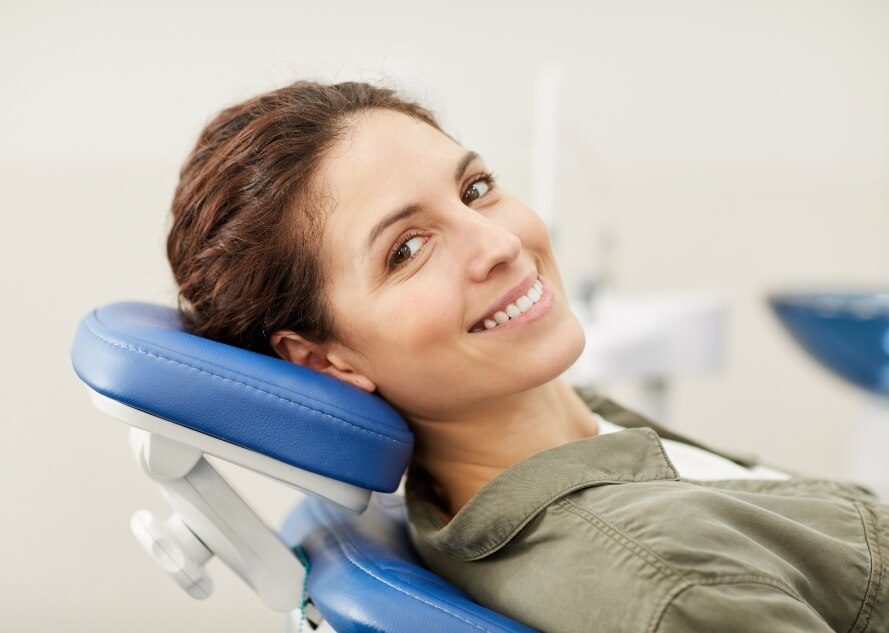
left=468, top=270, right=539, bottom=331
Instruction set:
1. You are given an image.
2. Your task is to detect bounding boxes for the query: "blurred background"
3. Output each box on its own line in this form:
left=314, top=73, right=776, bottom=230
left=2, top=0, right=888, bottom=630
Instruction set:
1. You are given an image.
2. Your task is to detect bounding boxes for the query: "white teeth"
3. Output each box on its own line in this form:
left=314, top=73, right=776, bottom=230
left=472, top=277, right=546, bottom=332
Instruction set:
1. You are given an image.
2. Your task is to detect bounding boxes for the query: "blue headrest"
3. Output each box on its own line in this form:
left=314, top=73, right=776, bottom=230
left=70, top=301, right=414, bottom=492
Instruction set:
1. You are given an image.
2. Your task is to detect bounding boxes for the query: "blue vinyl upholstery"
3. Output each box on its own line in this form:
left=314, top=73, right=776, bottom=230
left=280, top=493, right=536, bottom=633
left=71, top=301, right=413, bottom=491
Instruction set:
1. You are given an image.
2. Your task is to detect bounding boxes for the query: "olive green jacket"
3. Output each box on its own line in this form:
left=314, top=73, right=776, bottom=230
left=405, top=388, right=889, bottom=632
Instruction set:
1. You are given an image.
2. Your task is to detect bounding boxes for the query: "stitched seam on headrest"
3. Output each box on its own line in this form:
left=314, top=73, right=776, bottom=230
left=87, top=324, right=409, bottom=445
left=386, top=573, right=512, bottom=629
left=91, top=310, right=408, bottom=437
left=308, top=501, right=500, bottom=633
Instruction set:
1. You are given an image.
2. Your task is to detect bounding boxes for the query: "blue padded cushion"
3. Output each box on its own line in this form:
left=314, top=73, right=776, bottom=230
left=70, top=301, right=413, bottom=492
left=280, top=494, right=536, bottom=633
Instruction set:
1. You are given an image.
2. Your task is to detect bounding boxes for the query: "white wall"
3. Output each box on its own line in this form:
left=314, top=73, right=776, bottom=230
left=2, top=1, right=887, bottom=631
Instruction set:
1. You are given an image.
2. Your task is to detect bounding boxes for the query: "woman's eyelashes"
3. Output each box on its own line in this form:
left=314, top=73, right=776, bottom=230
left=462, top=171, right=497, bottom=204
left=385, top=171, right=498, bottom=272
left=387, top=232, right=427, bottom=269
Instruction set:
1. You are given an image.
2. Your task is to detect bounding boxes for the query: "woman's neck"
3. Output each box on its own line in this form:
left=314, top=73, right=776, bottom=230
left=408, top=378, right=601, bottom=520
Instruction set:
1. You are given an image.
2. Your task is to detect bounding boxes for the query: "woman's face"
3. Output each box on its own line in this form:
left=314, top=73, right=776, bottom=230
left=299, top=109, right=585, bottom=419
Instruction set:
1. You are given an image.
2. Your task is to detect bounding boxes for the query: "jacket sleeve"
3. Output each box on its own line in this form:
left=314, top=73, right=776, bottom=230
left=653, top=582, right=835, bottom=633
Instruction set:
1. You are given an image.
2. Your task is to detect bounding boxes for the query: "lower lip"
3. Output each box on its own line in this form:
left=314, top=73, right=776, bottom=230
left=469, top=278, right=555, bottom=335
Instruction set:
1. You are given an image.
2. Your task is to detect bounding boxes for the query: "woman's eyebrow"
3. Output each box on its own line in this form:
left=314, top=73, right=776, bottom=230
left=364, top=150, right=481, bottom=255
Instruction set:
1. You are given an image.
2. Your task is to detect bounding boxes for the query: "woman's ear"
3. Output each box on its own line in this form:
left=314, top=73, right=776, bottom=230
left=269, top=330, right=377, bottom=393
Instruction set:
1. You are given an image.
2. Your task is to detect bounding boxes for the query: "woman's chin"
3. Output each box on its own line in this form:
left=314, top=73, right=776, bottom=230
left=546, top=314, right=586, bottom=376
left=511, top=313, right=586, bottom=389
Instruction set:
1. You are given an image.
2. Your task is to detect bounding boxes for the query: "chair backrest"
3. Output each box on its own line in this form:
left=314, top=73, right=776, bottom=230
left=280, top=493, right=537, bottom=633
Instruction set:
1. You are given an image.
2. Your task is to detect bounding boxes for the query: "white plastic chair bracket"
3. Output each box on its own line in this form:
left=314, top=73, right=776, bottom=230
left=130, top=509, right=214, bottom=599
left=87, top=385, right=371, bottom=512
left=81, top=384, right=366, bottom=625
left=129, top=427, right=306, bottom=612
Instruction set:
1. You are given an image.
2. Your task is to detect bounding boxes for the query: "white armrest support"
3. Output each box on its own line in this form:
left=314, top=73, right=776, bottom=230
left=130, top=428, right=305, bottom=612
left=82, top=384, right=374, bottom=616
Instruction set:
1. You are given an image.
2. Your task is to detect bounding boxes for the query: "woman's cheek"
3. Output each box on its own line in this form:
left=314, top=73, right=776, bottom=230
left=394, top=286, right=458, bottom=345
left=421, top=304, right=458, bottom=344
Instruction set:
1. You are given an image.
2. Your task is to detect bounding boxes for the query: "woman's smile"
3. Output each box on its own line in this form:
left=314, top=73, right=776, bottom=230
left=468, top=275, right=554, bottom=335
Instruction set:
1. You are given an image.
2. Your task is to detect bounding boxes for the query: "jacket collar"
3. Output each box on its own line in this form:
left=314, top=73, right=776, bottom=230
left=405, top=425, right=680, bottom=561
left=404, top=386, right=763, bottom=562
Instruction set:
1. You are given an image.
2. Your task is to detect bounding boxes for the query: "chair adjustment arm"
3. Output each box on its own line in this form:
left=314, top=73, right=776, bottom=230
left=129, top=428, right=306, bottom=612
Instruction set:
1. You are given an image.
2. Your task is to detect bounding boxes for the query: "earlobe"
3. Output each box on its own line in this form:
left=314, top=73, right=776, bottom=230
left=322, top=365, right=377, bottom=393
left=323, top=350, right=377, bottom=393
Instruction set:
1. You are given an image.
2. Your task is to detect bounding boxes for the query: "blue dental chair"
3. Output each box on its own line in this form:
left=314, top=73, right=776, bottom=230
left=70, top=301, right=536, bottom=633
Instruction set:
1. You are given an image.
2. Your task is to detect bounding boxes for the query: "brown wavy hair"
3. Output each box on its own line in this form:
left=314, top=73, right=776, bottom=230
left=167, top=80, right=443, bottom=357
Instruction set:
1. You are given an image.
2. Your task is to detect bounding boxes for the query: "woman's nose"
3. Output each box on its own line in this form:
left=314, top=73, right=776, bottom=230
left=462, top=212, right=523, bottom=282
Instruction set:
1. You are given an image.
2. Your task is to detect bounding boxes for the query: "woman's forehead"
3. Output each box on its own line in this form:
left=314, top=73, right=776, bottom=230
left=326, top=110, right=460, bottom=189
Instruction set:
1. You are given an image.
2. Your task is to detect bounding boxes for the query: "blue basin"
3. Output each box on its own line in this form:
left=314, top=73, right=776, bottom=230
left=768, top=291, right=889, bottom=397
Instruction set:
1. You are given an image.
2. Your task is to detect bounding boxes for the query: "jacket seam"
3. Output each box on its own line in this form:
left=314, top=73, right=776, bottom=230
left=647, top=578, right=829, bottom=633
left=690, top=477, right=877, bottom=502
left=557, top=497, right=812, bottom=633
left=850, top=501, right=881, bottom=633
left=643, top=426, right=681, bottom=479
left=452, top=473, right=678, bottom=560
left=557, top=497, right=688, bottom=585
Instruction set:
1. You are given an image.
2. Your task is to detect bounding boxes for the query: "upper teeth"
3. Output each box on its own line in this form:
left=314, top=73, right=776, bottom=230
left=474, top=279, right=544, bottom=332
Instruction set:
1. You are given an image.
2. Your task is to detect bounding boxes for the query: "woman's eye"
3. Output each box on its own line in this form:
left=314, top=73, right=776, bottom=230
left=462, top=175, right=494, bottom=204
left=389, top=234, right=425, bottom=269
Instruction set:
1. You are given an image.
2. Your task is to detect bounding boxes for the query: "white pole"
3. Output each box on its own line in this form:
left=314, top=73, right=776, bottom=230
left=532, top=64, right=562, bottom=231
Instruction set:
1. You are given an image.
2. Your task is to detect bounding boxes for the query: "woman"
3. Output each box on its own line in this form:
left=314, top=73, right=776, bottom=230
left=167, top=80, right=888, bottom=632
